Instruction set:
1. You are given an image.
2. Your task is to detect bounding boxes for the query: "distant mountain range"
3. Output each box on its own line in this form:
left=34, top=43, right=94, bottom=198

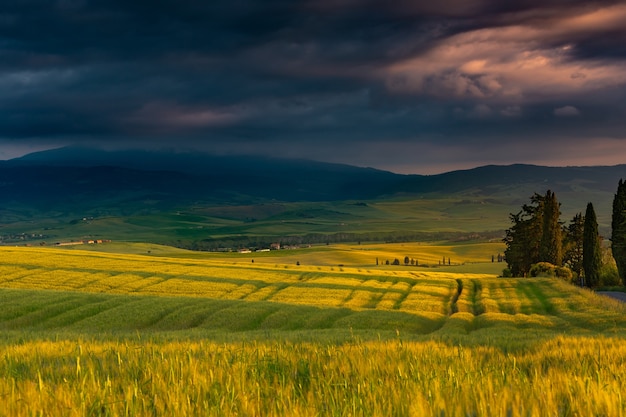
left=1, top=146, right=625, bottom=218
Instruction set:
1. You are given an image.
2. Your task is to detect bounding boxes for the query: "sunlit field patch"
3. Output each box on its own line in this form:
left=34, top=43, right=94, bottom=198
left=142, top=278, right=239, bottom=298
left=270, top=286, right=353, bottom=307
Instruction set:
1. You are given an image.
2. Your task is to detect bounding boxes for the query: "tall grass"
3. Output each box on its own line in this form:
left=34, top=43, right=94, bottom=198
left=1, top=336, right=624, bottom=416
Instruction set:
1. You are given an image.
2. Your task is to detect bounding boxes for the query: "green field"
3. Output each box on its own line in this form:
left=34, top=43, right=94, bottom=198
left=0, top=244, right=625, bottom=416
left=2, top=181, right=616, bottom=250
left=0, top=197, right=515, bottom=248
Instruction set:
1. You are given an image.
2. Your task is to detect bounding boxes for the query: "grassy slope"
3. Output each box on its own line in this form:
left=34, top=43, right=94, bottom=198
left=3, top=184, right=614, bottom=248
left=1, top=245, right=625, bottom=416
left=0, top=245, right=623, bottom=342
left=1, top=196, right=515, bottom=245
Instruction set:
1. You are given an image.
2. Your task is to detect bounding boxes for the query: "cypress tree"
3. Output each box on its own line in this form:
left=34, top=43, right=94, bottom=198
left=504, top=190, right=567, bottom=277
left=611, top=179, right=626, bottom=285
left=523, top=193, right=545, bottom=268
left=563, top=213, right=584, bottom=285
left=504, top=192, right=547, bottom=276
left=504, top=212, right=528, bottom=276
left=583, top=203, right=602, bottom=288
left=505, top=210, right=544, bottom=277
left=539, top=190, right=562, bottom=266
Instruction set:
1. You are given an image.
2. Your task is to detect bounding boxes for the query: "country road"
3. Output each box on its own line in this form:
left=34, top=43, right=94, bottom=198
left=598, top=291, right=626, bottom=303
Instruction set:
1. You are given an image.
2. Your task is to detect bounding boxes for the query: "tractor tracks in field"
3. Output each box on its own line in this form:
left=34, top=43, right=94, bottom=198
left=449, top=279, right=463, bottom=315
left=449, top=278, right=485, bottom=316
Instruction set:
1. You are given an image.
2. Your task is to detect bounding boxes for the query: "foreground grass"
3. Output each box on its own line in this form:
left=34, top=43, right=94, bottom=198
left=0, top=246, right=625, bottom=416
left=1, top=336, right=625, bottom=416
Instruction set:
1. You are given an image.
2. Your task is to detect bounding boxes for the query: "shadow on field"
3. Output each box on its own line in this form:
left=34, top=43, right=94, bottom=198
left=0, top=288, right=446, bottom=337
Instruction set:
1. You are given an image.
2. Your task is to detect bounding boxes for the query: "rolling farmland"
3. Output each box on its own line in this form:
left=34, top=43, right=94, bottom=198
left=0, top=245, right=625, bottom=416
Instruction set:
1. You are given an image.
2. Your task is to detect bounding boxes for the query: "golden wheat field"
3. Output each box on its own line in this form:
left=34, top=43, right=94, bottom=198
left=0, top=245, right=625, bottom=416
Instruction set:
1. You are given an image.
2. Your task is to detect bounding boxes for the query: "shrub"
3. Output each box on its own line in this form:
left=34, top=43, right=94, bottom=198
left=528, top=263, right=574, bottom=281
left=555, top=266, right=573, bottom=281
left=501, top=268, right=513, bottom=278
left=599, top=263, right=620, bottom=287
left=530, top=262, right=557, bottom=277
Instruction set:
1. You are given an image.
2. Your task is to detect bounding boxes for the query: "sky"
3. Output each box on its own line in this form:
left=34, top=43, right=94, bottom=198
left=1, top=0, right=626, bottom=174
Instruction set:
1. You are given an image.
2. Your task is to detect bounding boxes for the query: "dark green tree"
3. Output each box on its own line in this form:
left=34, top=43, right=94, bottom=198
left=563, top=212, right=584, bottom=284
left=504, top=190, right=565, bottom=276
left=539, top=190, right=562, bottom=266
left=583, top=203, right=602, bottom=288
left=504, top=213, right=531, bottom=276
left=504, top=193, right=545, bottom=276
left=611, top=179, right=626, bottom=285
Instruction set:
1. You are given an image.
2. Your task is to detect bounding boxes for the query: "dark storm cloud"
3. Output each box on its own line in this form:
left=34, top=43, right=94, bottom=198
left=1, top=0, right=625, bottom=172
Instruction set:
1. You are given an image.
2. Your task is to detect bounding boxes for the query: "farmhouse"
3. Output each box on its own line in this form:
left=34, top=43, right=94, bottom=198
left=54, top=239, right=111, bottom=247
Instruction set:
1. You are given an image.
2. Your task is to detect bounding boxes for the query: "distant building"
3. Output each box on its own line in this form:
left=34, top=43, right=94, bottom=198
left=270, top=243, right=281, bottom=250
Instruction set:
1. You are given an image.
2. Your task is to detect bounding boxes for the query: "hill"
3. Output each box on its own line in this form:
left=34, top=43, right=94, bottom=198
left=1, top=147, right=625, bottom=245
left=4, top=146, right=625, bottom=205
left=3, top=147, right=400, bottom=205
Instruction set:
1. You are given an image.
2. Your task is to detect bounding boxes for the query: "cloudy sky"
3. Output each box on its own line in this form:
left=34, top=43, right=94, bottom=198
left=1, top=0, right=626, bottom=173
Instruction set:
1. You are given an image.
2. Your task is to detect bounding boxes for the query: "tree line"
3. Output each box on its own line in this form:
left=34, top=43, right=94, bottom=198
left=174, top=230, right=503, bottom=252
left=503, top=180, right=626, bottom=288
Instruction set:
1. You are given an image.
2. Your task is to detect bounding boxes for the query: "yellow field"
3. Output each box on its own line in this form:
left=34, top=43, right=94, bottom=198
left=0, top=246, right=498, bottom=315
left=61, top=240, right=505, bottom=268
left=1, top=336, right=625, bottom=416
left=233, top=241, right=503, bottom=268
left=0, top=245, right=625, bottom=416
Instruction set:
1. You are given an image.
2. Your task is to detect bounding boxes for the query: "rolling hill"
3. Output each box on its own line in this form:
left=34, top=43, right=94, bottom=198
left=4, top=146, right=625, bottom=204
left=1, top=147, right=625, bottom=245
left=1, top=147, right=400, bottom=208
